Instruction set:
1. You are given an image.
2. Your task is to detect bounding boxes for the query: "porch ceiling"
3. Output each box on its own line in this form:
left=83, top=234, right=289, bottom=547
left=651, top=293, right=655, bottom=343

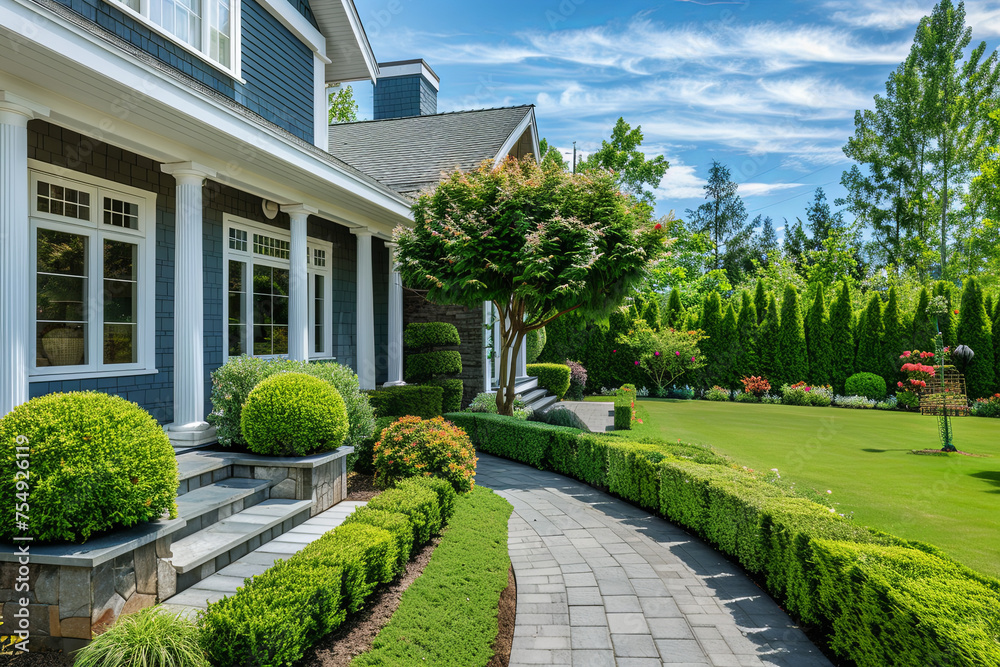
left=0, top=0, right=411, bottom=237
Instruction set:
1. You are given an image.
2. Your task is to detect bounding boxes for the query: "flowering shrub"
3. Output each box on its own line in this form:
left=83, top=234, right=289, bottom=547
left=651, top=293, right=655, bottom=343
left=780, top=382, right=832, bottom=407
left=761, top=393, right=782, bottom=404
left=705, top=386, right=730, bottom=402
left=834, top=395, right=877, bottom=409
left=617, top=320, right=705, bottom=396
left=734, top=390, right=758, bottom=403
left=740, top=376, right=771, bottom=397
left=970, top=394, right=1000, bottom=418
left=566, top=360, right=588, bottom=401
left=373, top=416, right=477, bottom=493
left=808, top=386, right=834, bottom=407
left=896, top=350, right=936, bottom=409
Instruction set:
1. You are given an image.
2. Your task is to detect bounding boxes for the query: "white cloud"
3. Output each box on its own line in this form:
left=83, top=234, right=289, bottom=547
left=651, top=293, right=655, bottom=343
left=655, top=160, right=806, bottom=202
left=825, top=0, right=1000, bottom=36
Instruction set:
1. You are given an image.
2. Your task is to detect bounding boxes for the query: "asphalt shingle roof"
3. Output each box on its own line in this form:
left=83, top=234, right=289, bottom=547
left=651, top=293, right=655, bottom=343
left=327, top=105, right=534, bottom=196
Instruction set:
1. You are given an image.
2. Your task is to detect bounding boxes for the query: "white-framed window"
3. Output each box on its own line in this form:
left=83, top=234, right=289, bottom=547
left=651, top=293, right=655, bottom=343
left=106, top=0, right=241, bottom=77
left=29, top=161, right=157, bottom=380
left=224, top=216, right=332, bottom=361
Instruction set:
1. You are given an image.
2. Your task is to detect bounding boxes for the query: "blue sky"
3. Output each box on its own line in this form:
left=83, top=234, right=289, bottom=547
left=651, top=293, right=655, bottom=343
left=350, top=0, right=1000, bottom=241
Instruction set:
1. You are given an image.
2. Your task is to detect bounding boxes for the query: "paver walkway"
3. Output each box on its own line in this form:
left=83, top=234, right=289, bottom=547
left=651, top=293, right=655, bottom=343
left=554, top=401, right=615, bottom=432
left=161, top=500, right=366, bottom=616
left=477, top=455, right=832, bottom=667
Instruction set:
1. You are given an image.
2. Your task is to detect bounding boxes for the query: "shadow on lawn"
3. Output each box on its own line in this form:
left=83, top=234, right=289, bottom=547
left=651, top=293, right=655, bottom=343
left=861, top=448, right=912, bottom=453
left=969, top=471, right=1000, bottom=493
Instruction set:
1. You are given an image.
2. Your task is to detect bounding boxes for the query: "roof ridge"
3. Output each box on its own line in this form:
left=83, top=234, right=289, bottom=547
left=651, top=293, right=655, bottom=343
left=329, top=104, right=534, bottom=127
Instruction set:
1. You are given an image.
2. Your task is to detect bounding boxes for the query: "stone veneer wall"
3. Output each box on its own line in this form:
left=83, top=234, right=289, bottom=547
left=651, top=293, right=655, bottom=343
left=402, top=289, right=484, bottom=408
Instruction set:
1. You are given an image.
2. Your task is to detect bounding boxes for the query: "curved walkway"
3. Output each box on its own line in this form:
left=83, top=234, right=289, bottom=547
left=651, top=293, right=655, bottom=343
left=477, top=454, right=833, bottom=667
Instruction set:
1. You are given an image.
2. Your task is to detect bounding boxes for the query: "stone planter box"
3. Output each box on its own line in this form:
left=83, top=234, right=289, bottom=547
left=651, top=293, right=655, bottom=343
left=222, top=447, right=352, bottom=516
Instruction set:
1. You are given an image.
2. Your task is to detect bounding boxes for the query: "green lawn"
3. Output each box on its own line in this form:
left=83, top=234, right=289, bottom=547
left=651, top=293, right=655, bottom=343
left=609, top=398, right=1000, bottom=577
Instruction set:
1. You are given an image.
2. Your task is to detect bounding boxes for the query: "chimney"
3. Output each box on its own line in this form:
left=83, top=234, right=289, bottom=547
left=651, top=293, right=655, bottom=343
left=373, top=59, right=440, bottom=120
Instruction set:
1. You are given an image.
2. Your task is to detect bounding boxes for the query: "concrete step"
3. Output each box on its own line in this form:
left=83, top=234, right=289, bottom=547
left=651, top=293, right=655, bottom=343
left=174, top=451, right=234, bottom=496
left=519, top=388, right=548, bottom=404
left=494, top=377, right=539, bottom=395
left=530, top=394, right=560, bottom=413
left=169, top=499, right=312, bottom=593
left=173, top=478, right=273, bottom=541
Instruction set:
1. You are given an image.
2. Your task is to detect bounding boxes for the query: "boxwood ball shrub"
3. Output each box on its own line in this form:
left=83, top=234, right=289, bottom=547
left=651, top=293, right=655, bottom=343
left=241, top=373, right=349, bottom=456
left=0, top=392, right=178, bottom=543
left=403, top=322, right=461, bottom=349
left=846, top=372, right=887, bottom=401
left=526, top=363, right=571, bottom=399
left=373, top=416, right=477, bottom=493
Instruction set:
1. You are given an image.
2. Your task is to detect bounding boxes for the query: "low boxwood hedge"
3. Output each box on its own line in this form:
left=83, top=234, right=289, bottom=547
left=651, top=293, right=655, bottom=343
left=445, top=411, right=1000, bottom=667
left=368, top=385, right=443, bottom=419
left=525, top=363, right=571, bottom=399
left=200, top=476, right=457, bottom=667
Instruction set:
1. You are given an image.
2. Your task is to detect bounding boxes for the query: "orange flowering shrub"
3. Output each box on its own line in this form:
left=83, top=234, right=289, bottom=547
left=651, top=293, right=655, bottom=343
left=372, top=416, right=477, bottom=493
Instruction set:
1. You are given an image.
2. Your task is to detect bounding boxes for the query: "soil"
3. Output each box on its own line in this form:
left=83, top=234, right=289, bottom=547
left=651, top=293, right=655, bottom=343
left=486, top=566, right=516, bottom=667
left=346, top=472, right=379, bottom=501
left=297, top=537, right=442, bottom=666
left=0, top=652, right=73, bottom=666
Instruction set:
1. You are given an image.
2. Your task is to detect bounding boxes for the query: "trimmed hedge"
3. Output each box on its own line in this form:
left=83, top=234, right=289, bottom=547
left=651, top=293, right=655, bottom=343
left=353, top=487, right=513, bottom=667
left=845, top=372, right=887, bottom=401
left=404, top=322, right=460, bottom=348
left=403, top=476, right=458, bottom=523
left=614, top=404, right=632, bottom=430
left=526, top=363, right=571, bottom=399
left=447, top=411, right=1000, bottom=667
left=201, top=474, right=458, bottom=667
left=405, top=350, right=462, bottom=383
left=428, top=377, right=464, bottom=413
left=368, top=385, right=443, bottom=419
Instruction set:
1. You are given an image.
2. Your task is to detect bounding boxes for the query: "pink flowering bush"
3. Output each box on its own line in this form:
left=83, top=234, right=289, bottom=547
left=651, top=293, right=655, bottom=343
left=617, top=319, right=705, bottom=396
left=897, top=350, right=937, bottom=410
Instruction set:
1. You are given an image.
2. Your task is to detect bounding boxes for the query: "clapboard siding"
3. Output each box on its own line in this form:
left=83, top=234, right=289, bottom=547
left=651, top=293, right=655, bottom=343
left=50, top=0, right=316, bottom=142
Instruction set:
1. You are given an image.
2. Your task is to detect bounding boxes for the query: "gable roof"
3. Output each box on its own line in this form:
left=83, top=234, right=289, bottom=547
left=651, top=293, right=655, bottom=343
left=327, top=105, right=538, bottom=196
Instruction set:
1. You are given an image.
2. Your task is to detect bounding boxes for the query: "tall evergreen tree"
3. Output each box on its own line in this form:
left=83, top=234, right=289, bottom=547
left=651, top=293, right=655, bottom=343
left=754, top=215, right=780, bottom=266
left=759, top=294, right=781, bottom=385
left=805, top=188, right=844, bottom=250
left=911, top=286, right=936, bottom=351
left=666, top=290, right=685, bottom=329
left=754, top=281, right=767, bottom=327
left=685, top=161, right=753, bottom=281
left=699, top=292, right=724, bottom=387
left=830, top=281, right=856, bottom=394
left=720, top=303, right=740, bottom=389
left=882, top=285, right=905, bottom=385
left=777, top=286, right=809, bottom=386
left=806, top=289, right=834, bottom=386
left=783, top=219, right=810, bottom=268
left=855, top=294, right=885, bottom=375
left=993, top=297, right=1000, bottom=393
left=643, top=298, right=662, bottom=330
left=955, top=278, right=995, bottom=398
left=737, top=291, right=759, bottom=380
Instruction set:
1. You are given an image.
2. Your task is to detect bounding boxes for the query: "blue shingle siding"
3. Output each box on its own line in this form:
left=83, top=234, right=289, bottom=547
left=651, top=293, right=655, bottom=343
left=373, top=239, right=389, bottom=385
left=286, top=0, right=318, bottom=28
left=51, top=0, right=315, bottom=142
left=374, top=74, right=438, bottom=119
left=327, top=225, right=357, bottom=372
left=239, top=0, right=315, bottom=141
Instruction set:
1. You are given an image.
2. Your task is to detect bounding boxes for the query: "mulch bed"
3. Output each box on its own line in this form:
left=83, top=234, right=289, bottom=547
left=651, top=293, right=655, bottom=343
left=0, top=652, right=73, bottom=666
left=911, top=449, right=989, bottom=457
left=486, top=566, right=516, bottom=667
left=297, top=536, right=442, bottom=666
left=346, top=472, right=379, bottom=501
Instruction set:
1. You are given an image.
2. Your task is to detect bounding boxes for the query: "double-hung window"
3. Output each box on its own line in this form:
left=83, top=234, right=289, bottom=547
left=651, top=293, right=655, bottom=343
left=225, top=217, right=332, bottom=361
left=108, top=0, right=240, bottom=76
left=30, top=162, right=157, bottom=379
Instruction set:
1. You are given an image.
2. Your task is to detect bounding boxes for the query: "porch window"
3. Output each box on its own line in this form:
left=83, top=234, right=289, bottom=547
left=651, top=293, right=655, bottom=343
left=108, top=0, right=239, bottom=75
left=30, top=165, right=156, bottom=378
left=224, top=217, right=332, bottom=361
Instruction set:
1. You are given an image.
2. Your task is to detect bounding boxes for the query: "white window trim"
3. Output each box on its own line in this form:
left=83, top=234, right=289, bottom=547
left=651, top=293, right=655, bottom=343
left=28, top=160, right=158, bottom=380
left=103, top=0, right=244, bottom=81
left=308, top=240, right=333, bottom=360
left=225, top=215, right=336, bottom=363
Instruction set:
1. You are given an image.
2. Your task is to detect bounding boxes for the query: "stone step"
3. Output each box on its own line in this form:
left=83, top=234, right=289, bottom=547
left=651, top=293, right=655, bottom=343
left=174, top=451, right=234, bottom=495
left=531, top=394, right=560, bottom=413
left=520, top=388, right=548, bottom=404
left=169, top=499, right=312, bottom=593
left=172, top=478, right=273, bottom=541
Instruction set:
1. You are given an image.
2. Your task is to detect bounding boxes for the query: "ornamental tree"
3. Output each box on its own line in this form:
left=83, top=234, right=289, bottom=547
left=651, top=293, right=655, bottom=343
left=616, top=320, right=705, bottom=394
left=395, top=157, right=667, bottom=415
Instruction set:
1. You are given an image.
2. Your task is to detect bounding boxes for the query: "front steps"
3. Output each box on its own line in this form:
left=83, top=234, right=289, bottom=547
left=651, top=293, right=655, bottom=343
left=494, top=376, right=560, bottom=414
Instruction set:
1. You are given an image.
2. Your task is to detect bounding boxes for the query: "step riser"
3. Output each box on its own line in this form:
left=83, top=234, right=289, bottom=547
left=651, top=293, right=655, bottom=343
left=174, top=507, right=312, bottom=594
left=178, top=465, right=234, bottom=497
left=173, top=488, right=271, bottom=541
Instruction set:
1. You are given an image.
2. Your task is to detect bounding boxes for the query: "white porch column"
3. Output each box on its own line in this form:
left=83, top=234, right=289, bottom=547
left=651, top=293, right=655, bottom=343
left=162, top=162, right=215, bottom=433
left=482, top=301, right=493, bottom=393
left=352, top=229, right=375, bottom=390
left=283, top=205, right=315, bottom=362
left=516, top=327, right=528, bottom=379
left=0, top=93, right=47, bottom=417
left=384, top=242, right=405, bottom=386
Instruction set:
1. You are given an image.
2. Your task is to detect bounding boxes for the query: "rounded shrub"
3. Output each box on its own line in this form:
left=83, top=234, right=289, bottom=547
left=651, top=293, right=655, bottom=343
left=241, top=373, right=349, bottom=456
left=0, top=392, right=178, bottom=543
left=373, top=416, right=476, bottom=493
left=404, top=322, right=460, bottom=348
left=526, top=363, right=571, bottom=399
left=845, top=372, right=887, bottom=401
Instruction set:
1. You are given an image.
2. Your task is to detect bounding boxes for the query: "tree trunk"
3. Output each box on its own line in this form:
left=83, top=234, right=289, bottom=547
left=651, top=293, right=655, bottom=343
left=494, top=303, right=511, bottom=415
